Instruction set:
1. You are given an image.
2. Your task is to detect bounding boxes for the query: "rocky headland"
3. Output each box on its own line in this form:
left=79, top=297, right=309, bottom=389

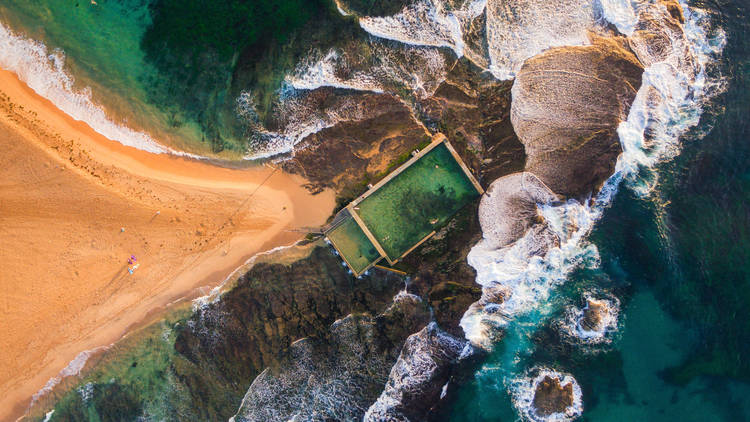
left=25, top=0, right=705, bottom=420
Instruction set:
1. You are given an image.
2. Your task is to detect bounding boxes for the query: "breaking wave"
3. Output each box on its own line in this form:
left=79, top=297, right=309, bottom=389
left=348, top=0, right=607, bottom=79
left=238, top=88, right=382, bottom=159
left=0, top=21, right=198, bottom=157
left=357, top=0, right=486, bottom=58
left=286, top=43, right=449, bottom=98
left=29, top=346, right=108, bottom=408
left=461, top=0, right=726, bottom=353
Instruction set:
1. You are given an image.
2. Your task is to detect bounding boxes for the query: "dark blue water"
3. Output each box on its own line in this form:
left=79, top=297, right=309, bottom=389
left=446, top=0, right=750, bottom=420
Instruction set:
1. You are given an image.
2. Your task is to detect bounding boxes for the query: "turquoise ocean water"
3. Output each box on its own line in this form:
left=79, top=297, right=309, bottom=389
left=1, top=0, right=748, bottom=420
left=0, top=0, right=337, bottom=157
left=445, top=0, right=750, bottom=420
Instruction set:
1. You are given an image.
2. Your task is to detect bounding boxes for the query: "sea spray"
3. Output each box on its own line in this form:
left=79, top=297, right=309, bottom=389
left=358, top=0, right=472, bottom=57
left=460, top=0, right=725, bottom=418
left=286, top=43, right=449, bottom=99
left=485, top=0, right=600, bottom=79
left=462, top=0, right=725, bottom=351
left=0, top=21, right=200, bottom=157
left=349, top=0, right=603, bottom=80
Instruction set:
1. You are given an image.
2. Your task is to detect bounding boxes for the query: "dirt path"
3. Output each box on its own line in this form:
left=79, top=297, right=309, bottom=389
left=0, top=69, right=335, bottom=421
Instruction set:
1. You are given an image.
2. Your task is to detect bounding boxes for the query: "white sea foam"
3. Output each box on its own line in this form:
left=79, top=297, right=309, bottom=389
left=364, top=322, right=468, bottom=421
left=29, top=346, right=108, bottom=408
left=486, top=0, right=601, bottom=79
left=461, top=0, right=725, bottom=348
left=511, top=368, right=583, bottom=422
left=358, top=0, right=478, bottom=57
left=598, top=0, right=638, bottom=36
left=562, top=293, right=621, bottom=344
left=0, top=21, right=199, bottom=157
left=287, top=43, right=449, bottom=98
left=287, top=50, right=386, bottom=94
left=240, top=89, right=381, bottom=159
left=353, top=0, right=605, bottom=80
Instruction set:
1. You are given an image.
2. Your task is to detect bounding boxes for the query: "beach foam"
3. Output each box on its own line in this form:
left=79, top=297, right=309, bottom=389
left=461, top=0, right=726, bottom=350
left=0, top=21, right=198, bottom=157
left=29, top=346, right=108, bottom=408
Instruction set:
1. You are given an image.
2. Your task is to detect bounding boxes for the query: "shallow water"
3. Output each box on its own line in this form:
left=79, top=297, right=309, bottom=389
left=445, top=0, right=750, bottom=419
left=0, top=0, right=344, bottom=157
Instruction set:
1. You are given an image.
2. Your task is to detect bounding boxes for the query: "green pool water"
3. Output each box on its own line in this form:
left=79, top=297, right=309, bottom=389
left=326, top=215, right=381, bottom=274
left=354, top=143, right=479, bottom=260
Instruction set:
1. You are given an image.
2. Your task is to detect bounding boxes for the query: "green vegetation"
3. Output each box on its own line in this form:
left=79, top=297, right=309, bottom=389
left=327, top=215, right=381, bottom=274
left=354, top=143, right=480, bottom=260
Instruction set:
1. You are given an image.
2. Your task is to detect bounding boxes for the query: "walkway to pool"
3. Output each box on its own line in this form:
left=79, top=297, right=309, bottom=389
left=325, top=133, right=483, bottom=276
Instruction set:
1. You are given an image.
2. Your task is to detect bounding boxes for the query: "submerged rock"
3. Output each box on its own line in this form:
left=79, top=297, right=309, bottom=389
left=511, top=36, right=644, bottom=197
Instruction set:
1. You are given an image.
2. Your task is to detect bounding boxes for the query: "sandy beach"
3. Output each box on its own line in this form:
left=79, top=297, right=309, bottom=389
left=0, top=68, right=335, bottom=421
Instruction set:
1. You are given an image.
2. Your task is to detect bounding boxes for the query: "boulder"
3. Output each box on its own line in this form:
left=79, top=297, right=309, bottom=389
left=510, top=36, right=644, bottom=197
left=532, top=375, right=575, bottom=416
left=628, top=0, right=695, bottom=73
left=581, top=297, right=607, bottom=331
left=478, top=172, right=558, bottom=249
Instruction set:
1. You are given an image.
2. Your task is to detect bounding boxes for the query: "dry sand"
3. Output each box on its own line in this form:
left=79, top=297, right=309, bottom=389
left=0, top=68, right=335, bottom=421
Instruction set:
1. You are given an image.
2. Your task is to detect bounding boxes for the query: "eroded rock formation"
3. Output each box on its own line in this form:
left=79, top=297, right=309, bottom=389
left=511, top=36, right=644, bottom=197
left=532, top=375, right=575, bottom=417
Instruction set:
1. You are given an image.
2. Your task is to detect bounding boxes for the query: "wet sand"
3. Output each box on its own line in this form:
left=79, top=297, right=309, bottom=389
left=0, top=69, right=335, bottom=421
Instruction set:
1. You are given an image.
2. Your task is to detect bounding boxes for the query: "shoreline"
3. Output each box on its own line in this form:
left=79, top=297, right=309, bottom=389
left=0, top=68, right=335, bottom=422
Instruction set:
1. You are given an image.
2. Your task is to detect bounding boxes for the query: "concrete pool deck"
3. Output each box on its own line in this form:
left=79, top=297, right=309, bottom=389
left=326, top=133, right=483, bottom=275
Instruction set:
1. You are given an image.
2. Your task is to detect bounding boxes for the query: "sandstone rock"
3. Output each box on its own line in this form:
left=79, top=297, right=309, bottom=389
left=532, top=375, right=575, bottom=416
left=628, top=0, right=694, bottom=72
left=231, top=294, right=430, bottom=422
left=581, top=297, right=607, bottom=332
left=478, top=172, right=559, bottom=249
left=281, top=90, right=430, bottom=193
left=418, top=59, right=526, bottom=185
left=364, top=323, right=471, bottom=422
left=511, top=36, right=644, bottom=197
left=173, top=245, right=406, bottom=419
